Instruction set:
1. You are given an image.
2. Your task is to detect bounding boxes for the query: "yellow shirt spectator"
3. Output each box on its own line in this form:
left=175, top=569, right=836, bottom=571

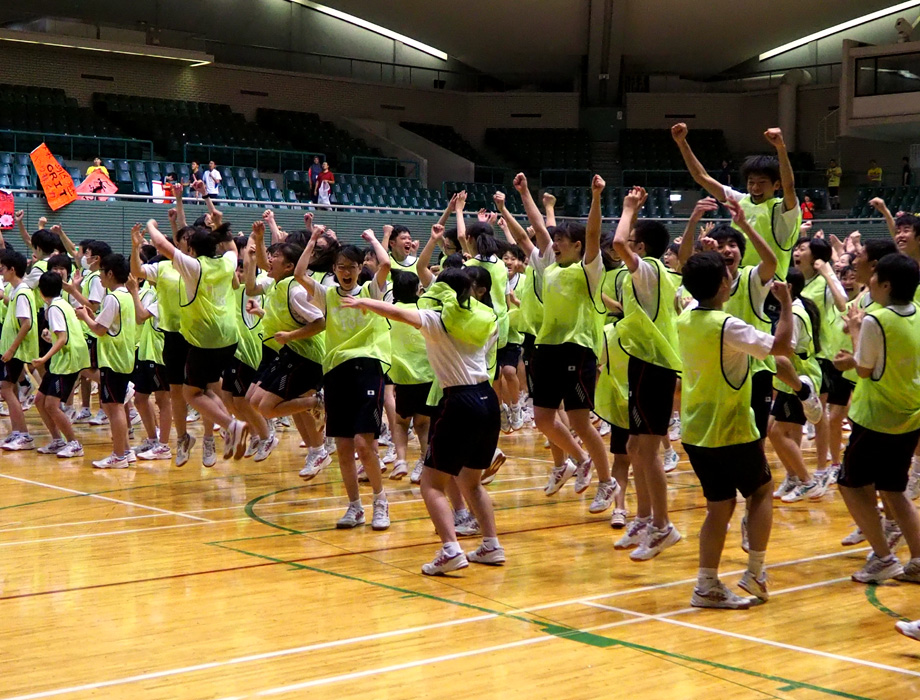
left=868, top=162, right=882, bottom=183
left=826, top=165, right=841, bottom=188
left=86, top=158, right=109, bottom=178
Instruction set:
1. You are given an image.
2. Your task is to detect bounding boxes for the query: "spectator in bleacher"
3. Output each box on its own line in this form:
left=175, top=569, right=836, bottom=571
left=801, top=195, right=815, bottom=221
left=718, top=160, right=732, bottom=186
left=308, top=156, right=323, bottom=199
left=85, top=158, right=109, bottom=178
left=868, top=159, right=883, bottom=184
left=189, top=161, right=203, bottom=186
left=314, top=161, right=335, bottom=207
left=203, top=161, right=222, bottom=197
left=826, top=159, right=842, bottom=209
left=903, top=156, right=912, bottom=186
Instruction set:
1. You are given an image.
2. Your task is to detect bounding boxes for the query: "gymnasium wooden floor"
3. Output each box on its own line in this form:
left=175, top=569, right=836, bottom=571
left=1, top=409, right=918, bottom=700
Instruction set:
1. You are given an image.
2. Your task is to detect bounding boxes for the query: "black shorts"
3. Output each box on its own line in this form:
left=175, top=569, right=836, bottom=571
left=818, top=358, right=840, bottom=397
left=497, top=343, right=522, bottom=369
left=627, top=356, right=678, bottom=436
left=221, top=359, right=258, bottom=399
left=0, top=357, right=24, bottom=384
left=839, top=421, right=920, bottom=492
left=37, top=308, right=51, bottom=357
left=825, top=365, right=853, bottom=406
left=99, top=367, right=131, bottom=404
left=425, top=382, right=501, bottom=476
left=531, top=343, right=597, bottom=411
left=255, top=345, right=280, bottom=385
left=184, top=344, right=237, bottom=390
left=609, top=424, right=629, bottom=455
left=751, top=370, right=774, bottom=440
left=521, top=333, right=536, bottom=394
left=260, top=348, right=323, bottom=401
left=828, top=186, right=839, bottom=197
left=38, top=371, right=80, bottom=401
left=86, top=336, right=98, bottom=370
left=162, top=331, right=190, bottom=386
left=132, top=359, right=168, bottom=395
left=684, top=440, right=773, bottom=502
left=394, top=382, right=435, bottom=419
left=323, top=357, right=385, bottom=438
left=771, top=390, right=806, bottom=425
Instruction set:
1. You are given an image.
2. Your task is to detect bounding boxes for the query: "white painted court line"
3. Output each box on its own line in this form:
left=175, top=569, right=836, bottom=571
left=583, top=601, right=920, bottom=679
left=0, top=473, right=212, bottom=522
left=0, top=512, right=175, bottom=533
left=0, top=520, right=219, bottom=547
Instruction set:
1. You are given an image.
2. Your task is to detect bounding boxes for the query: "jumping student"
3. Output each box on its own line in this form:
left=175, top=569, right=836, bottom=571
left=835, top=254, right=920, bottom=585
left=32, top=271, right=89, bottom=458
left=74, top=254, right=136, bottom=469
left=341, top=266, right=503, bottom=574
left=146, top=220, right=249, bottom=464
left=612, top=186, right=682, bottom=559
left=679, top=252, right=794, bottom=608
left=0, top=250, right=38, bottom=450
left=73, top=240, right=111, bottom=426
left=383, top=224, right=419, bottom=275
left=294, top=228, right=392, bottom=531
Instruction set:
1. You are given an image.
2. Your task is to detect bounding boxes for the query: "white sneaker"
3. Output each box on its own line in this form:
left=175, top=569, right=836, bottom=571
left=896, top=619, right=920, bottom=641
left=325, top=436, right=337, bottom=454
left=63, top=405, right=76, bottom=422
left=186, top=408, right=200, bottom=423
left=37, top=438, right=67, bottom=454
left=125, top=449, right=137, bottom=464
left=610, top=508, right=628, bottom=529
left=228, top=419, right=248, bottom=460
left=468, top=543, right=506, bottom=565
left=299, top=448, right=332, bottom=480
left=691, top=581, right=752, bottom=610
left=87, top=409, right=109, bottom=426
left=176, top=433, right=196, bottom=467
left=826, top=463, right=841, bottom=487
left=357, top=463, right=369, bottom=482
left=277, top=415, right=292, bottom=429
left=455, top=513, right=481, bottom=537
left=907, top=471, right=920, bottom=501
left=202, top=436, right=217, bottom=467
left=741, top=515, right=750, bottom=554
left=254, top=434, right=279, bottom=462
left=573, top=458, right=593, bottom=494
left=773, top=475, right=798, bottom=499
left=630, top=523, right=682, bottom=561
left=3, top=433, right=35, bottom=451
left=410, top=457, right=425, bottom=484
left=510, top=403, right=524, bottom=431
left=389, top=460, right=409, bottom=480
left=781, top=479, right=822, bottom=503
left=71, top=407, right=91, bottom=423
left=884, top=518, right=903, bottom=552
left=421, top=548, right=469, bottom=575
left=138, top=442, right=172, bottom=460
left=129, top=408, right=142, bottom=425
left=668, top=413, right=681, bottom=441
left=500, top=404, right=512, bottom=434
left=381, top=441, right=397, bottom=464
left=738, top=570, right=769, bottom=602
left=663, top=448, right=679, bottom=473
left=371, top=498, right=390, bottom=531
left=588, top=479, right=620, bottom=514
left=0, top=403, right=10, bottom=416
left=895, top=558, right=920, bottom=583
left=135, top=437, right=156, bottom=454
left=336, top=502, right=366, bottom=529
left=852, top=554, right=903, bottom=583
left=598, top=421, right=611, bottom=437
left=56, top=440, right=84, bottom=458
left=798, top=376, right=823, bottom=424
left=92, top=453, right=129, bottom=469
left=841, top=526, right=866, bottom=546
left=481, top=448, right=506, bottom=486
left=243, top=435, right=260, bottom=459
left=544, top=459, right=577, bottom=496
left=805, top=421, right=816, bottom=441
left=615, top=518, right=650, bottom=549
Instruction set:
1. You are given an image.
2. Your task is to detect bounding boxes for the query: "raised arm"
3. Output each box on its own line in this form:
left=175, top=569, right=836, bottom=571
left=769, top=282, right=794, bottom=357
left=543, top=192, right=557, bottom=228
left=514, top=173, right=551, bottom=254
left=147, top=219, right=177, bottom=260
left=613, top=187, right=648, bottom=273
left=361, top=229, right=391, bottom=290
left=494, top=192, right=535, bottom=258
left=814, top=259, right=848, bottom=312
left=436, top=194, right=458, bottom=228
left=586, top=175, right=605, bottom=264
left=250, top=220, right=270, bottom=272
left=725, top=198, right=777, bottom=283
left=416, top=225, right=443, bottom=289
left=381, top=224, right=394, bottom=256
left=14, top=210, right=32, bottom=251
left=869, top=198, right=897, bottom=239
left=341, top=294, right=422, bottom=329
left=678, top=198, right=719, bottom=266
left=243, top=235, right=261, bottom=297
left=763, top=128, right=796, bottom=211
left=455, top=191, right=472, bottom=256
left=171, top=181, right=187, bottom=229
left=129, top=223, right=147, bottom=281
left=293, top=229, right=321, bottom=295
left=671, top=123, right=726, bottom=201
left=50, top=224, right=77, bottom=258
left=126, top=275, right=153, bottom=324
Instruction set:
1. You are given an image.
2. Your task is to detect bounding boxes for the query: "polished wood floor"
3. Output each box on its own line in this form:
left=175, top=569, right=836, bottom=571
left=0, top=405, right=918, bottom=700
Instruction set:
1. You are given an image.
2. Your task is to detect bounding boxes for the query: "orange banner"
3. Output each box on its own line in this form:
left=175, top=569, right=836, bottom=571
left=76, top=170, right=118, bottom=200
left=30, top=144, right=77, bottom=211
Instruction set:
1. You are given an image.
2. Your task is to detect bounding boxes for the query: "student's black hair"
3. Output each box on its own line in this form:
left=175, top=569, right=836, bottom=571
left=807, top=237, right=832, bottom=263
left=187, top=228, right=218, bottom=258
left=740, top=155, right=781, bottom=184
left=442, top=252, right=465, bottom=269
left=286, top=231, right=309, bottom=249
left=166, top=171, right=178, bottom=180
left=266, top=242, right=281, bottom=256
left=79, top=238, right=95, bottom=251
left=494, top=239, right=512, bottom=257
left=464, top=265, right=493, bottom=307
left=875, top=253, right=920, bottom=303
left=633, top=220, right=670, bottom=259
left=388, top=225, right=412, bottom=248
left=47, top=253, right=72, bottom=276
left=175, top=225, right=200, bottom=247
left=505, top=244, right=525, bottom=262
left=335, top=244, right=364, bottom=267
left=681, top=251, right=728, bottom=302
left=232, top=234, right=248, bottom=254
left=193, top=214, right=209, bottom=228
left=211, top=222, right=234, bottom=245
left=708, top=223, right=747, bottom=259
left=787, top=268, right=822, bottom=356
left=357, top=266, right=373, bottom=285
left=100, top=253, right=130, bottom=283
left=0, top=250, right=27, bottom=277
left=466, top=222, right=499, bottom=259
left=38, top=270, right=63, bottom=299
left=275, top=242, right=304, bottom=268
left=553, top=222, right=586, bottom=257
left=391, top=270, right=421, bottom=304
left=895, top=213, right=920, bottom=237
left=666, top=242, right=680, bottom=256
left=311, top=233, right=340, bottom=273
left=86, top=240, right=112, bottom=259
left=52, top=236, right=67, bottom=254
left=31, top=228, right=58, bottom=256
left=443, top=227, right=460, bottom=252
left=434, top=266, right=473, bottom=308
left=865, top=239, right=898, bottom=263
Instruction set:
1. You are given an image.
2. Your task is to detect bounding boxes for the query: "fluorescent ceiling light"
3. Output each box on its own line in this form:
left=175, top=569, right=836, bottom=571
left=0, top=29, right=212, bottom=66
left=759, top=0, right=920, bottom=60
left=290, top=0, right=448, bottom=60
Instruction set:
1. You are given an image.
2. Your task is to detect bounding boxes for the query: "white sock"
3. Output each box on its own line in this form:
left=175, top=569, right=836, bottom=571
left=747, top=550, right=766, bottom=578
left=349, top=498, right=362, bottom=508
left=443, top=541, right=462, bottom=556
left=697, top=567, right=718, bottom=591
left=482, top=536, right=500, bottom=549
left=373, top=490, right=386, bottom=503
left=455, top=508, right=470, bottom=520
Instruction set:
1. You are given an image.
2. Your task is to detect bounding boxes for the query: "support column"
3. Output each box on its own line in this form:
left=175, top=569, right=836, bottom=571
left=586, top=0, right=625, bottom=106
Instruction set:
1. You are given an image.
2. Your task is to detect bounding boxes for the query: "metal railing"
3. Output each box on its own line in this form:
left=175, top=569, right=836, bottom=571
left=183, top=143, right=324, bottom=173
left=350, top=156, right=420, bottom=179
left=0, top=130, right=154, bottom=160
left=540, top=169, right=593, bottom=187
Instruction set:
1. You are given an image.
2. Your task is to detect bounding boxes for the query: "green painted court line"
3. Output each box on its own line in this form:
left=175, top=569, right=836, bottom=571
left=865, top=584, right=910, bottom=622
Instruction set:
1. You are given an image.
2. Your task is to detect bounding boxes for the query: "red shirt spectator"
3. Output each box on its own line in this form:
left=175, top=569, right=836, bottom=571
left=801, top=196, right=814, bottom=220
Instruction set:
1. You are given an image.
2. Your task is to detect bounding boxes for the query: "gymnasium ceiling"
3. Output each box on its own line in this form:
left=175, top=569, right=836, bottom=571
left=0, top=0, right=906, bottom=80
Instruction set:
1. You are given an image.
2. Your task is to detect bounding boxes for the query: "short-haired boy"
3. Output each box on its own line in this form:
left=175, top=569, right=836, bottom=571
left=0, top=250, right=38, bottom=450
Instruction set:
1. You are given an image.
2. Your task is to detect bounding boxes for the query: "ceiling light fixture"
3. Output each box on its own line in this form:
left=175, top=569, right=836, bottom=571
left=290, top=0, right=448, bottom=60
left=759, top=0, right=920, bottom=60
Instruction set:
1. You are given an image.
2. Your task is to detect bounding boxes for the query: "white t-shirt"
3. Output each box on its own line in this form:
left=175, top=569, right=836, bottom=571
left=203, top=169, right=222, bottom=196
left=733, top=264, right=773, bottom=314
left=47, top=300, right=68, bottom=334
left=722, top=185, right=800, bottom=247
left=87, top=274, right=105, bottom=306
left=12, top=283, right=31, bottom=320
left=855, top=303, right=915, bottom=380
left=253, top=277, right=323, bottom=324
left=628, top=258, right=666, bottom=317
left=95, top=288, right=127, bottom=334
left=529, top=248, right=604, bottom=303
left=790, top=299, right=812, bottom=355
left=418, top=308, right=497, bottom=387
left=23, top=257, right=52, bottom=290
left=720, top=315, right=775, bottom=387
left=172, top=250, right=238, bottom=304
